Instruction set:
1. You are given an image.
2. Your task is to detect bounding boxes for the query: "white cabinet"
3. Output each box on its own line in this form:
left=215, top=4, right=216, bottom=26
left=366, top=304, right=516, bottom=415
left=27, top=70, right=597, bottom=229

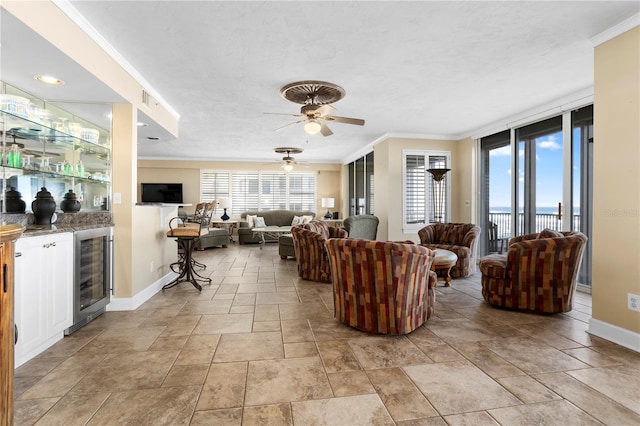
left=14, top=232, right=73, bottom=367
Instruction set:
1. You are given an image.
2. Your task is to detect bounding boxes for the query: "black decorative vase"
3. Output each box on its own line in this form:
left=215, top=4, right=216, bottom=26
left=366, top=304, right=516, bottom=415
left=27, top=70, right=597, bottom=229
left=32, top=187, right=57, bottom=225
left=60, top=189, right=81, bottom=213
left=4, top=187, right=26, bottom=213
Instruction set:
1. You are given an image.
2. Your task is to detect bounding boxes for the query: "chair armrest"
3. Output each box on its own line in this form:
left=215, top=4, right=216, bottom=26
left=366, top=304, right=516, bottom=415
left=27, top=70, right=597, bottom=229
left=329, top=227, right=348, bottom=238
left=478, top=254, right=507, bottom=279
left=461, top=226, right=481, bottom=248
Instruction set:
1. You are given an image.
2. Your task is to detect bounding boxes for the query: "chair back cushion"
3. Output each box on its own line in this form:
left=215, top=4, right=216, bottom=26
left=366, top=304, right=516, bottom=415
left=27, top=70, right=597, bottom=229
left=326, top=238, right=436, bottom=334
left=343, top=215, right=379, bottom=240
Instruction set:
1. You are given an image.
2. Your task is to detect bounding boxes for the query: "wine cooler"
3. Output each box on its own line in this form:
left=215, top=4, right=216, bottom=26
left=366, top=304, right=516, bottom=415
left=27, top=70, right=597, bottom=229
left=65, top=226, right=113, bottom=335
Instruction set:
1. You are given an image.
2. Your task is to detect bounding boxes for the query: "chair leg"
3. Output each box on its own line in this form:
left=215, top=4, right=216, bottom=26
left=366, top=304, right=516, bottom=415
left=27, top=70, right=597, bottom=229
left=164, top=237, right=212, bottom=291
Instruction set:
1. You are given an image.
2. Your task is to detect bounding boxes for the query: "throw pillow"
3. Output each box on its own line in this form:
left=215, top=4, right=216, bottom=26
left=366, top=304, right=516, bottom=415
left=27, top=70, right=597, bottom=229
left=246, top=214, right=258, bottom=228
left=291, top=215, right=303, bottom=226
left=255, top=216, right=267, bottom=228
left=538, top=228, right=563, bottom=239
left=301, top=215, right=313, bottom=224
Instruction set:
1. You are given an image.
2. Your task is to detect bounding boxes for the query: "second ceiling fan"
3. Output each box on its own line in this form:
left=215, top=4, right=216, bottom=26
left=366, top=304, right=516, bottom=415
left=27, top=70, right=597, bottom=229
left=266, top=81, right=365, bottom=137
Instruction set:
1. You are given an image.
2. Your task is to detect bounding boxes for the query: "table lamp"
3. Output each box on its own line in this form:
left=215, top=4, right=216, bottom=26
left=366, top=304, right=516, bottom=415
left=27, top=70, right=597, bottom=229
left=218, top=197, right=231, bottom=221
left=321, top=198, right=335, bottom=219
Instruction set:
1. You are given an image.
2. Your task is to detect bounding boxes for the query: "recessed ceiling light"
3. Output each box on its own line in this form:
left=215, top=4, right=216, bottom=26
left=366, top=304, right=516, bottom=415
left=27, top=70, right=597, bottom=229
left=137, top=122, right=148, bottom=127
left=35, top=75, right=65, bottom=85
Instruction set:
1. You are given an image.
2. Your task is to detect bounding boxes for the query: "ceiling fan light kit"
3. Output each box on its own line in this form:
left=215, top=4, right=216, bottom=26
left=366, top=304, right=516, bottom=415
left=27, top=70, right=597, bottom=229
left=304, top=120, right=321, bottom=135
left=267, top=80, right=365, bottom=137
left=274, top=147, right=303, bottom=172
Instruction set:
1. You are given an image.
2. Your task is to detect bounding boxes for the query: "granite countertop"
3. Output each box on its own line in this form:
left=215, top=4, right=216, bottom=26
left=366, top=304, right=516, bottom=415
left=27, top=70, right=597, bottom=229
left=0, top=212, right=113, bottom=237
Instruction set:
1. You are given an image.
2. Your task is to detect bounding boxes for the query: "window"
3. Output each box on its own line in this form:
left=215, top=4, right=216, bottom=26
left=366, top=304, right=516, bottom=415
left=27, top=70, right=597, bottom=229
left=347, top=151, right=374, bottom=215
left=402, top=150, right=451, bottom=232
left=201, top=170, right=316, bottom=215
left=200, top=171, right=230, bottom=202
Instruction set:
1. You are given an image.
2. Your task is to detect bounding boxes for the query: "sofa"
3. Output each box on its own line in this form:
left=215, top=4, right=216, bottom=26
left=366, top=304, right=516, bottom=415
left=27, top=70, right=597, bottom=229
left=292, top=221, right=347, bottom=282
left=237, top=210, right=315, bottom=244
left=418, top=223, right=481, bottom=278
left=326, top=238, right=437, bottom=334
left=478, top=229, right=587, bottom=314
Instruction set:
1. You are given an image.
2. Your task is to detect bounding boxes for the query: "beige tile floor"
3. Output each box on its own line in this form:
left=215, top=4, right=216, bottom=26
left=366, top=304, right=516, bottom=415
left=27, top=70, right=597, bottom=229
left=13, top=243, right=640, bottom=425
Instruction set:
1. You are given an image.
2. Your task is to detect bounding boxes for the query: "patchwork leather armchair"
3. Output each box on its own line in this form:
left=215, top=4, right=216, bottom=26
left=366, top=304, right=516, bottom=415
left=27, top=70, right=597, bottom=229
left=326, top=238, right=437, bottom=335
left=418, top=222, right=481, bottom=278
left=478, top=230, right=588, bottom=314
left=343, top=214, right=379, bottom=240
left=291, top=221, right=347, bottom=282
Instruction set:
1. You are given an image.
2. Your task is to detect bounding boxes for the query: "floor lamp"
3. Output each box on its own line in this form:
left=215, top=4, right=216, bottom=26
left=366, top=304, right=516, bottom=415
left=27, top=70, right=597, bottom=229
left=426, top=168, right=450, bottom=223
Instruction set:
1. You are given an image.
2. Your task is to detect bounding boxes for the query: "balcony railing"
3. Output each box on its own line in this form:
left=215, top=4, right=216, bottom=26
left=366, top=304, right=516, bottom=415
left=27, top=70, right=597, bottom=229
left=488, top=212, right=582, bottom=245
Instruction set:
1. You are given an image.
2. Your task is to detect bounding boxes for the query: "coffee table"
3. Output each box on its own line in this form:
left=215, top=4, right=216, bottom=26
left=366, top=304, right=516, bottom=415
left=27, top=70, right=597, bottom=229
left=251, top=226, right=292, bottom=249
left=431, top=248, right=458, bottom=287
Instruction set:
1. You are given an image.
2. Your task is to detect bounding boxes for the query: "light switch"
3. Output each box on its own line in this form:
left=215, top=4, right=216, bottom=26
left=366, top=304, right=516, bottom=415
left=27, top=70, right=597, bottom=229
left=113, top=192, right=122, bottom=204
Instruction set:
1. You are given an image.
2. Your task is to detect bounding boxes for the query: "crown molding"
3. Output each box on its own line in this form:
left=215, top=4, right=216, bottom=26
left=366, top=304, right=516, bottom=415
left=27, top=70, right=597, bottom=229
left=590, top=13, right=640, bottom=47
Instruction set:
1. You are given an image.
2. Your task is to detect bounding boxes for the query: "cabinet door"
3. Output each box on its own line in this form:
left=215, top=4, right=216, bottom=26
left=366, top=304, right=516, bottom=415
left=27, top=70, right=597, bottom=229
left=47, top=233, right=73, bottom=335
left=14, top=237, right=47, bottom=358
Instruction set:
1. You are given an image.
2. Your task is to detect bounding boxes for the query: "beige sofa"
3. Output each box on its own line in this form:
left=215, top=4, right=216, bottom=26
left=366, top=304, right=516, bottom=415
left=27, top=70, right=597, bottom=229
left=237, top=210, right=315, bottom=244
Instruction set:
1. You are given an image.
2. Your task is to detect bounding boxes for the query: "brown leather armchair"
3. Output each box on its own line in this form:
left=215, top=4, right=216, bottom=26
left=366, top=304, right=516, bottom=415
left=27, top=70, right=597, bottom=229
left=478, top=230, right=588, bottom=314
left=291, top=221, right=347, bottom=282
left=326, top=238, right=437, bottom=334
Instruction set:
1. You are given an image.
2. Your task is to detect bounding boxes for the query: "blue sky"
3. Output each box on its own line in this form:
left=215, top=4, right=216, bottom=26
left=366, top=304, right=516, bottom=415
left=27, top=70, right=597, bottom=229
left=489, top=130, right=581, bottom=210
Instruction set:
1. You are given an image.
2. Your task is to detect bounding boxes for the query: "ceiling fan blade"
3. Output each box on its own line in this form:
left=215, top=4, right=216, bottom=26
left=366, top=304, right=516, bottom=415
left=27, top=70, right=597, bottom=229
left=315, top=104, right=335, bottom=117
left=274, top=119, right=306, bottom=132
left=320, top=122, right=333, bottom=137
left=264, top=112, right=303, bottom=118
left=324, top=115, right=365, bottom=126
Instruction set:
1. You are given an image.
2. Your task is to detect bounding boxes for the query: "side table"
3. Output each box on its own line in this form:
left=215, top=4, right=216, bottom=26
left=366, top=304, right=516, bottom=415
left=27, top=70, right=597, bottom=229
left=210, top=219, right=238, bottom=243
left=431, top=248, right=458, bottom=287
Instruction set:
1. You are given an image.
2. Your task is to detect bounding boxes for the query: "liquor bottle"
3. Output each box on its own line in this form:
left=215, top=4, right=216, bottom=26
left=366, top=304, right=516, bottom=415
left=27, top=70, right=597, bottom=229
left=7, top=144, right=21, bottom=168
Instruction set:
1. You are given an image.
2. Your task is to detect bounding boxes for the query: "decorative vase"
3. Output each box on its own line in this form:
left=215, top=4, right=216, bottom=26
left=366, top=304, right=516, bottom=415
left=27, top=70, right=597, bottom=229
left=4, top=187, right=26, bottom=213
left=60, top=189, right=81, bottom=213
left=31, top=187, right=56, bottom=225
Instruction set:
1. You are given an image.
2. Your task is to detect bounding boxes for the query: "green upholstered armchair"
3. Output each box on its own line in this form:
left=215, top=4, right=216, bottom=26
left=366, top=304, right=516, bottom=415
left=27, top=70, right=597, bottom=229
left=326, top=238, right=437, bottom=335
left=291, top=221, right=347, bottom=282
left=418, top=222, right=481, bottom=278
left=478, top=230, right=587, bottom=314
left=343, top=214, right=379, bottom=240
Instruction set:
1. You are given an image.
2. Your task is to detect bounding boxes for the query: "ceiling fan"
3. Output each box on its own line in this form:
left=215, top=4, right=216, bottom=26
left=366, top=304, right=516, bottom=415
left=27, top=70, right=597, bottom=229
left=265, top=80, right=365, bottom=137
left=274, top=147, right=305, bottom=171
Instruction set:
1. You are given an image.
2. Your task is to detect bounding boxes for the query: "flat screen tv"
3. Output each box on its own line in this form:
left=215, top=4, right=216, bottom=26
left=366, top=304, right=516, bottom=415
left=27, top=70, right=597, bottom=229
left=141, top=183, right=184, bottom=203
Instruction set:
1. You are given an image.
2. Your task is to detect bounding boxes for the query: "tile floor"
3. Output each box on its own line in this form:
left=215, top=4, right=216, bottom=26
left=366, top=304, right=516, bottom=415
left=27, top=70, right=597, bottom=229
left=13, top=243, right=640, bottom=425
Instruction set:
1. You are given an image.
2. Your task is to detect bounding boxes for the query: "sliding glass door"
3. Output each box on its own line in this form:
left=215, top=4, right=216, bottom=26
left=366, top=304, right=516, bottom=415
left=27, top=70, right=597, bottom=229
left=480, top=106, right=593, bottom=287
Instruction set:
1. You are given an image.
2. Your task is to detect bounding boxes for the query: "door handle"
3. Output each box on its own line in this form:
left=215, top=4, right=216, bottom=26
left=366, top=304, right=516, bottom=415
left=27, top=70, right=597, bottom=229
left=558, top=202, right=562, bottom=221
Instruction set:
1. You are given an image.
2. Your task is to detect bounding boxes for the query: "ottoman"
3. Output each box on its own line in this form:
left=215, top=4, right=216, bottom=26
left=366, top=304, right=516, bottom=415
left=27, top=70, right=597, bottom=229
left=431, top=248, right=458, bottom=286
left=279, top=235, right=295, bottom=259
left=196, top=228, right=230, bottom=249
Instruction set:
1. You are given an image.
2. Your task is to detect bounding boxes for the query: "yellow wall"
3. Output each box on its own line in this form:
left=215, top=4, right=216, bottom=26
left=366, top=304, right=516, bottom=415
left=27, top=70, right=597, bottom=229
left=592, top=27, right=640, bottom=334
left=137, top=160, right=343, bottom=219
left=373, top=136, right=469, bottom=242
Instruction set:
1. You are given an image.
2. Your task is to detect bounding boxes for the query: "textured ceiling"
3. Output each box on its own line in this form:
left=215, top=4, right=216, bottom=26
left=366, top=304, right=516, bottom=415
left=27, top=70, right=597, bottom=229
left=3, top=1, right=639, bottom=164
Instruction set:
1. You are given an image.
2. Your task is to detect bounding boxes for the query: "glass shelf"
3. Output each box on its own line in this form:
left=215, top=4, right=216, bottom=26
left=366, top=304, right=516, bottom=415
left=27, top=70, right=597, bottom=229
left=1, top=82, right=112, bottom=214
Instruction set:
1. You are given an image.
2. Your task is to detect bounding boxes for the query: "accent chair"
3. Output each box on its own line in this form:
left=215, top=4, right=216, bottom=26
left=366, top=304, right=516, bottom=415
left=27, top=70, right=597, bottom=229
left=418, top=222, right=481, bottom=278
left=326, top=238, right=437, bottom=335
left=478, top=229, right=588, bottom=314
left=291, top=221, right=347, bottom=282
left=343, top=214, right=379, bottom=240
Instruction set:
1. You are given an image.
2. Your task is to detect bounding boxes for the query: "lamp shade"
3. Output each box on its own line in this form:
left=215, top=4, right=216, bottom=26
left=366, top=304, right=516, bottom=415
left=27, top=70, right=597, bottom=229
left=218, top=197, right=231, bottom=209
left=321, top=198, right=335, bottom=209
left=304, top=120, right=321, bottom=135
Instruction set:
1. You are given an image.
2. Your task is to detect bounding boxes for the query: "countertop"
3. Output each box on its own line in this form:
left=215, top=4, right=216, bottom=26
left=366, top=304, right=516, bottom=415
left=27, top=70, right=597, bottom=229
left=1, top=212, right=113, bottom=238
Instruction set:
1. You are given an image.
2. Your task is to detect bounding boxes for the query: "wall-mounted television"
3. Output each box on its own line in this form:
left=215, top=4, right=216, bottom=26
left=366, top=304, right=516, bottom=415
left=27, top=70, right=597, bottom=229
left=141, top=183, right=184, bottom=204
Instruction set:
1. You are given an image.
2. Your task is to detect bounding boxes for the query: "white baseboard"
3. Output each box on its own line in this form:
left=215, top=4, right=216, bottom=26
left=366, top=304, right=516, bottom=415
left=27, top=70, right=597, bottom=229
left=107, top=272, right=177, bottom=311
left=588, top=318, right=640, bottom=353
